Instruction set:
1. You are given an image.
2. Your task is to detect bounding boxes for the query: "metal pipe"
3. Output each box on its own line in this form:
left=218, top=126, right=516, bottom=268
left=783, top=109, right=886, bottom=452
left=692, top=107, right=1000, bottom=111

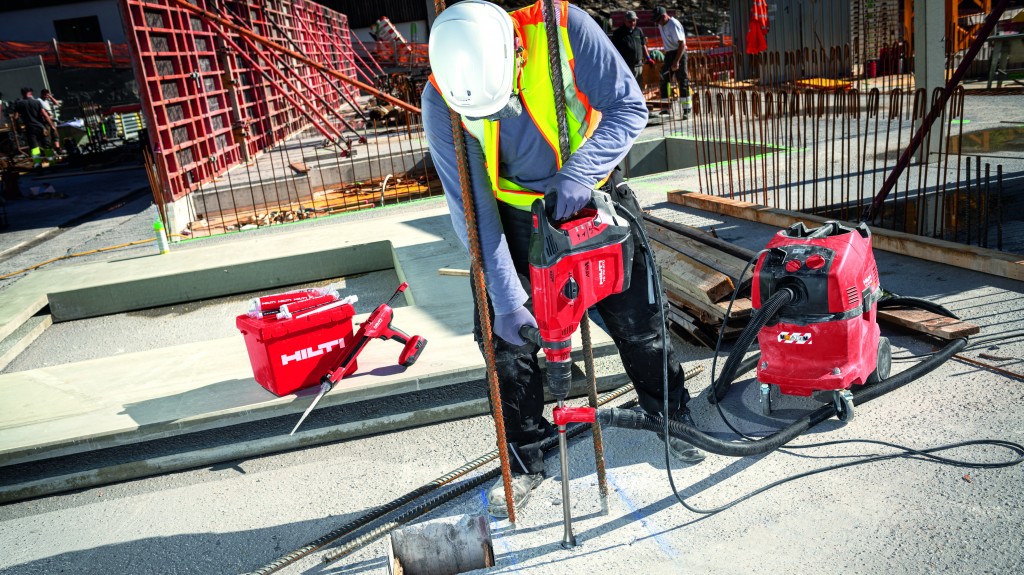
left=863, top=0, right=1010, bottom=222
left=207, top=22, right=346, bottom=146
left=265, top=14, right=369, bottom=127
left=166, top=0, right=420, bottom=113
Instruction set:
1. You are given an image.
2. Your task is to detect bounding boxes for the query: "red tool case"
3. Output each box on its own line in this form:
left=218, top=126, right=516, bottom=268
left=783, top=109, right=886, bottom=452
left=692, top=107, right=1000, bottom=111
left=236, top=303, right=356, bottom=396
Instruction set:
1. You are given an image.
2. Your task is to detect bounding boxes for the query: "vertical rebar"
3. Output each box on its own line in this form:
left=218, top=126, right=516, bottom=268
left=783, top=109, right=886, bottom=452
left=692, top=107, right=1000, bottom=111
left=965, top=156, right=972, bottom=245
left=975, top=156, right=982, bottom=247
left=983, top=162, right=991, bottom=249
left=997, top=165, right=1003, bottom=251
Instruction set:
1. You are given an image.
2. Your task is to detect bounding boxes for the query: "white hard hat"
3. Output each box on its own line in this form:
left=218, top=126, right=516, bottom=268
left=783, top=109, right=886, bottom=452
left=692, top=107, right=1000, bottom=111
left=429, top=1, right=517, bottom=118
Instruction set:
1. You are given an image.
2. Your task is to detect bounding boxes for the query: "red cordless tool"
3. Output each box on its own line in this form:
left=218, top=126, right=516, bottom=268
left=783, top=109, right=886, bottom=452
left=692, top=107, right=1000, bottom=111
left=290, top=282, right=427, bottom=435
left=519, top=191, right=634, bottom=548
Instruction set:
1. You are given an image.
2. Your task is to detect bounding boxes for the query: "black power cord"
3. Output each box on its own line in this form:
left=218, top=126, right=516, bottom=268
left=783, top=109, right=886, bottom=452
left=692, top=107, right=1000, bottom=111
left=622, top=212, right=1024, bottom=516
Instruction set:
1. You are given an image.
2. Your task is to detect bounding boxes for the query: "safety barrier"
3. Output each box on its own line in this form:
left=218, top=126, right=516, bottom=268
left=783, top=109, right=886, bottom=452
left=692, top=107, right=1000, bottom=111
left=0, top=40, right=131, bottom=69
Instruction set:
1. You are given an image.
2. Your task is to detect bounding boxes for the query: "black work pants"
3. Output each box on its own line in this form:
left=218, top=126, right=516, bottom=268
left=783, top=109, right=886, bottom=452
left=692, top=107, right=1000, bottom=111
left=659, top=50, right=690, bottom=99
left=25, top=125, right=50, bottom=151
left=472, top=175, right=690, bottom=475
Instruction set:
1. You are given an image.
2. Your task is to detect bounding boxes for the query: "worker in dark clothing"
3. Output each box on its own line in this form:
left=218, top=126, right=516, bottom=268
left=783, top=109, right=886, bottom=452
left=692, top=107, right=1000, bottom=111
left=423, top=0, right=704, bottom=518
left=12, top=87, right=58, bottom=166
left=611, top=10, right=653, bottom=85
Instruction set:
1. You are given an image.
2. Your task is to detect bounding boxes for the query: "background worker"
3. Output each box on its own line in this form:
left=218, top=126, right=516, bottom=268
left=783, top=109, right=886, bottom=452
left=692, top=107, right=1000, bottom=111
left=422, top=0, right=704, bottom=518
left=653, top=5, right=691, bottom=117
left=39, top=89, right=62, bottom=123
left=11, top=87, right=59, bottom=167
left=611, top=10, right=653, bottom=85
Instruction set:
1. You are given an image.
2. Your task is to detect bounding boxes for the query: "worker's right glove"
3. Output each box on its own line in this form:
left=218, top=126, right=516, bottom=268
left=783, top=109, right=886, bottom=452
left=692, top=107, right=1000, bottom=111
left=494, top=306, right=538, bottom=347
left=548, top=174, right=592, bottom=221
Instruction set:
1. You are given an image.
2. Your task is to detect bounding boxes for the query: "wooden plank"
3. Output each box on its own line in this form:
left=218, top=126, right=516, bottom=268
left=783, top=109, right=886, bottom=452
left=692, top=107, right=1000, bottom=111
left=667, top=190, right=1024, bottom=282
left=652, top=244, right=734, bottom=306
left=666, top=307, right=716, bottom=348
left=643, top=213, right=756, bottom=262
left=438, top=268, right=470, bottom=277
left=718, top=296, right=753, bottom=318
left=664, top=279, right=753, bottom=324
left=288, top=161, right=309, bottom=174
left=877, top=307, right=981, bottom=340
left=647, top=224, right=752, bottom=297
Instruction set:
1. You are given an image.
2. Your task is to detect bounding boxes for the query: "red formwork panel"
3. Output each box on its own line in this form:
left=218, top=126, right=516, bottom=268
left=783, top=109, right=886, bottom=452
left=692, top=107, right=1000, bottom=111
left=120, top=0, right=358, bottom=202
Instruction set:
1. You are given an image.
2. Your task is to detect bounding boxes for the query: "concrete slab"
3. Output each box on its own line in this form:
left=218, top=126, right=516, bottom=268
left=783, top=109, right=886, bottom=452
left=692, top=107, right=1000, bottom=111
left=0, top=207, right=616, bottom=471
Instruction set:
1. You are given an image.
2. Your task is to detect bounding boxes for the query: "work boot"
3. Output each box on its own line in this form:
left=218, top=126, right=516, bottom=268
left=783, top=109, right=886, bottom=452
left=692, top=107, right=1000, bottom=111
left=486, top=472, right=544, bottom=518
left=633, top=406, right=706, bottom=465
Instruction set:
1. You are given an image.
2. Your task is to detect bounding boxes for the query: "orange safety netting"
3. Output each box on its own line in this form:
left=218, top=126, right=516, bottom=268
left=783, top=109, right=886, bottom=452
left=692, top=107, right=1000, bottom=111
left=0, top=40, right=131, bottom=68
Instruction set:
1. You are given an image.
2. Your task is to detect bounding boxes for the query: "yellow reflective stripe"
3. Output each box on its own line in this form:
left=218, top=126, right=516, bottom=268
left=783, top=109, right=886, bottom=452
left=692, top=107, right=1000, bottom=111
left=495, top=189, right=542, bottom=208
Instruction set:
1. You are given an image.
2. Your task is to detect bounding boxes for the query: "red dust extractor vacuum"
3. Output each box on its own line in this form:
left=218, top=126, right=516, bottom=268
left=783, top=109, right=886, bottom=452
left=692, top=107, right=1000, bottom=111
left=749, top=221, right=890, bottom=420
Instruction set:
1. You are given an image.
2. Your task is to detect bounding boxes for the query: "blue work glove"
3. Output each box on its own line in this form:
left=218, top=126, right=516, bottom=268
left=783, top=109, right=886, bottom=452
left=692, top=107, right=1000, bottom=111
left=548, top=174, right=593, bottom=221
left=493, top=306, right=538, bottom=347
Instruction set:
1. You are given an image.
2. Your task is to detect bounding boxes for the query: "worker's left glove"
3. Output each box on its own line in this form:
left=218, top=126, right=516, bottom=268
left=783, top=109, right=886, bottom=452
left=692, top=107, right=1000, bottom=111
left=548, top=174, right=592, bottom=221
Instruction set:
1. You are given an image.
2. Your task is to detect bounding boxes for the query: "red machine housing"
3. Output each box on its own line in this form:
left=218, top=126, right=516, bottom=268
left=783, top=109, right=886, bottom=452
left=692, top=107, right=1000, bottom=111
left=528, top=192, right=633, bottom=394
left=752, top=221, right=882, bottom=396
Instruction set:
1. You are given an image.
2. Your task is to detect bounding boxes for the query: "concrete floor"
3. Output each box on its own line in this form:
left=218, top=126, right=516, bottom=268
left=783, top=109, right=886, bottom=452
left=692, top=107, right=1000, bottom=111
left=1, top=96, right=1023, bottom=574
left=1, top=193, right=1022, bottom=575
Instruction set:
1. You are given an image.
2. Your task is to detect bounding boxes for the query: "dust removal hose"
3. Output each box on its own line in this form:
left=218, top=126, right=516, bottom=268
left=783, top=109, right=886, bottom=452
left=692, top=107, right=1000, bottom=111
left=709, top=287, right=796, bottom=404
left=595, top=334, right=965, bottom=458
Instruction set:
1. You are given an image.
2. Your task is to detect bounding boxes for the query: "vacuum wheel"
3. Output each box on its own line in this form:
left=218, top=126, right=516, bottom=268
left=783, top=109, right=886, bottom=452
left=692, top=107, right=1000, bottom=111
left=759, top=383, right=773, bottom=416
left=833, top=389, right=854, bottom=422
left=866, top=337, right=892, bottom=385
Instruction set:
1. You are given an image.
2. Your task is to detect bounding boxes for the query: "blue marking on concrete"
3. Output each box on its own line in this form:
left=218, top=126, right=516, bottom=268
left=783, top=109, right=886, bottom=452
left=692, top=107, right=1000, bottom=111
left=607, top=472, right=678, bottom=559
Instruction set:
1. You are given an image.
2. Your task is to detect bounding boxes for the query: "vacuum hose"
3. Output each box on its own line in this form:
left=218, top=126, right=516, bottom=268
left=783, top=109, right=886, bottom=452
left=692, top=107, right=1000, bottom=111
left=596, top=334, right=965, bottom=457
left=878, top=296, right=959, bottom=319
left=709, top=287, right=796, bottom=404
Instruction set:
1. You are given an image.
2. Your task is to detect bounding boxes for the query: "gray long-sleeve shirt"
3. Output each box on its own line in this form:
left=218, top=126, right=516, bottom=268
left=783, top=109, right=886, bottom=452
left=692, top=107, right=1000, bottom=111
left=422, top=4, right=648, bottom=315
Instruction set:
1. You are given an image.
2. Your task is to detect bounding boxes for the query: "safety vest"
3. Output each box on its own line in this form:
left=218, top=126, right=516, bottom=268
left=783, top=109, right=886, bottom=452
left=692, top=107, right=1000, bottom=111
left=429, top=1, right=602, bottom=210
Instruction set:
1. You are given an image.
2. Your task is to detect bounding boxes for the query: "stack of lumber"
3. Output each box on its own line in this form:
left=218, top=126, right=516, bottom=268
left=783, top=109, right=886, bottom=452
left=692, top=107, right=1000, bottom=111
left=644, top=214, right=757, bottom=348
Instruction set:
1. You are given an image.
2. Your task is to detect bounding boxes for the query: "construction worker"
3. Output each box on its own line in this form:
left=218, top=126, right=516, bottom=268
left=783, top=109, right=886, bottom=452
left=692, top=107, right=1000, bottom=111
left=653, top=6, right=691, bottom=117
left=11, top=87, right=59, bottom=167
left=611, top=10, right=654, bottom=85
left=423, top=0, right=704, bottom=518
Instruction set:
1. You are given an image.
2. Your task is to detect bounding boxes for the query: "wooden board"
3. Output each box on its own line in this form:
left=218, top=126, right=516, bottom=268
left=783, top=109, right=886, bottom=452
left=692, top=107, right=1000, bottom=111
left=877, top=307, right=981, bottom=340
left=667, top=190, right=1024, bottom=282
left=647, top=224, right=752, bottom=296
left=667, top=307, right=716, bottom=348
left=437, top=268, right=470, bottom=277
left=652, top=244, right=734, bottom=306
left=664, top=278, right=753, bottom=324
left=288, top=161, right=309, bottom=174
